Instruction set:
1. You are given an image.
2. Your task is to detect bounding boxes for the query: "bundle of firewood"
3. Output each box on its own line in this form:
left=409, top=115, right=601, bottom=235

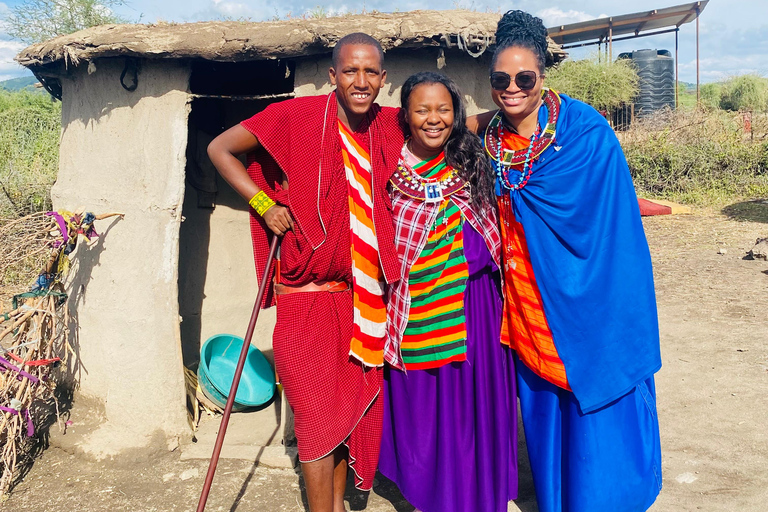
left=0, top=209, right=122, bottom=498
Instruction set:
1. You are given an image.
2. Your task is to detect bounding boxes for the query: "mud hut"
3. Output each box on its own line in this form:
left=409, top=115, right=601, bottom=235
left=14, top=10, right=565, bottom=458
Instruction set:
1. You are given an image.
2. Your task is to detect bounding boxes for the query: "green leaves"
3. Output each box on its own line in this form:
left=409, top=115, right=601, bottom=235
left=0, top=90, right=61, bottom=217
left=4, top=0, right=129, bottom=44
left=719, top=75, right=768, bottom=113
left=545, top=56, right=639, bottom=112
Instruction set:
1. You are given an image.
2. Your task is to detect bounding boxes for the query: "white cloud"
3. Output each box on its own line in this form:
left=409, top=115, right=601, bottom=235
left=0, top=41, right=26, bottom=78
left=536, top=7, right=598, bottom=27
left=211, top=0, right=256, bottom=17
left=190, top=0, right=275, bottom=21
left=0, top=39, right=28, bottom=81
left=680, top=56, right=768, bottom=82
left=0, top=40, right=29, bottom=80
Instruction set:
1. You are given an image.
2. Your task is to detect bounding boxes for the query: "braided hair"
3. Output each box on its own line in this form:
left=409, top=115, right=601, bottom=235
left=400, top=72, right=495, bottom=212
left=492, top=10, right=549, bottom=73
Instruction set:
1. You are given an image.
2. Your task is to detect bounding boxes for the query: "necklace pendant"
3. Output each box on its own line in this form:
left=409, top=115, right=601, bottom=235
left=424, top=182, right=444, bottom=203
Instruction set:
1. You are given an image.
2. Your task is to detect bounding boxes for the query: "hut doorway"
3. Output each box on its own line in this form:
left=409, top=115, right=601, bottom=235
left=178, top=59, right=295, bottom=372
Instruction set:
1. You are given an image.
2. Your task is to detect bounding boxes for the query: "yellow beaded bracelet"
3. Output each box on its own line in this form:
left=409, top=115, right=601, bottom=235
left=248, top=190, right=276, bottom=217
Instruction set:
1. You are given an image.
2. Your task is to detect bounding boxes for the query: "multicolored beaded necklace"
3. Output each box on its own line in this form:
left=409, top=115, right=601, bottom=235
left=485, top=88, right=561, bottom=192
left=390, top=144, right=467, bottom=203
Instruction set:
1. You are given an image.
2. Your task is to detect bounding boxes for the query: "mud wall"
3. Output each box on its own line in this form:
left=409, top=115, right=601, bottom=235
left=48, top=47, right=498, bottom=457
left=294, top=47, right=497, bottom=114
left=179, top=110, right=285, bottom=448
left=54, top=59, right=191, bottom=455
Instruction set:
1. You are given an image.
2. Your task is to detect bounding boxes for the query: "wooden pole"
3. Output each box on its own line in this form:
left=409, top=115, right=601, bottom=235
left=598, top=39, right=602, bottom=63
left=608, top=19, right=613, bottom=62
left=196, top=235, right=281, bottom=512
left=675, top=28, right=679, bottom=109
left=696, top=5, right=701, bottom=105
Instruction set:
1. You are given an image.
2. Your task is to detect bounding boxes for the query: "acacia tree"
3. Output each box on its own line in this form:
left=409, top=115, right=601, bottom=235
left=4, top=0, right=129, bottom=44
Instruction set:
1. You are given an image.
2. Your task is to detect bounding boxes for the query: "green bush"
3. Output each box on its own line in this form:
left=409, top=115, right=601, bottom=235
left=0, top=90, right=61, bottom=218
left=546, top=56, right=639, bottom=111
left=622, top=108, right=768, bottom=204
left=719, top=74, right=768, bottom=112
left=700, top=82, right=722, bottom=110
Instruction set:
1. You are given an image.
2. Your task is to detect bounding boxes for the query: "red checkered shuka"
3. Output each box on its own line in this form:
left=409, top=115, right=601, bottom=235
left=239, top=93, right=403, bottom=490
left=240, top=92, right=404, bottom=307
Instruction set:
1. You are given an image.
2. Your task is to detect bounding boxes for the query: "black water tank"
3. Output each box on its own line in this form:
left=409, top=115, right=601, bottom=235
left=619, top=49, right=675, bottom=118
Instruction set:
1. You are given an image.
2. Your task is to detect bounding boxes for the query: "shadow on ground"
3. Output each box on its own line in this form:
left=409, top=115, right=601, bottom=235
left=721, top=199, right=768, bottom=223
left=370, top=473, right=415, bottom=512
left=287, top=469, right=415, bottom=512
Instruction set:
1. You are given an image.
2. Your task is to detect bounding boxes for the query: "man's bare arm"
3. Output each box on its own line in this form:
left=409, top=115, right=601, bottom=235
left=207, top=124, right=294, bottom=235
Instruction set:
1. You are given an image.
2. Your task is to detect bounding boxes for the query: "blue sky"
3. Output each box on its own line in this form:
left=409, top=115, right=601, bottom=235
left=1, top=0, right=767, bottom=83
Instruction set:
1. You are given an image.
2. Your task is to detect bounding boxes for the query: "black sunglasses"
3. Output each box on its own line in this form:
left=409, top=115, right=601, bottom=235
left=489, top=71, right=543, bottom=91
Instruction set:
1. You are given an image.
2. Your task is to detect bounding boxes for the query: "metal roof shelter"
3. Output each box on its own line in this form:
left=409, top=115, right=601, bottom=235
left=547, top=1, right=709, bottom=106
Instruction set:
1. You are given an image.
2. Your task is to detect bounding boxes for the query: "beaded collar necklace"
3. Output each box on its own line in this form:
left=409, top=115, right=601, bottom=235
left=390, top=144, right=467, bottom=203
left=484, top=88, right=561, bottom=192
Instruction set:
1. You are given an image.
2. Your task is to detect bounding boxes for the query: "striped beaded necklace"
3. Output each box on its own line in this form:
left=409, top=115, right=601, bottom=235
left=390, top=143, right=467, bottom=203
left=493, top=123, right=539, bottom=191
left=485, top=88, right=561, bottom=192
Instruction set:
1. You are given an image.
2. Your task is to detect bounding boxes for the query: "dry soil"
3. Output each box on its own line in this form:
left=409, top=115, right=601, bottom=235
left=4, top=204, right=768, bottom=512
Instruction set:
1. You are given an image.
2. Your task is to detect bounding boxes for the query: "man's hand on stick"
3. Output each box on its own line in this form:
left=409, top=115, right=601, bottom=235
left=263, top=206, right=294, bottom=236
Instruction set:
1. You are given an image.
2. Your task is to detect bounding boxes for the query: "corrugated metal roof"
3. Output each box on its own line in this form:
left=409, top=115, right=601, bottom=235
left=547, top=1, right=708, bottom=47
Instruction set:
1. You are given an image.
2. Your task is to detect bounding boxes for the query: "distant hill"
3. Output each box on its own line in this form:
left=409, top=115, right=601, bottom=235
left=0, top=76, right=41, bottom=92
left=679, top=81, right=697, bottom=91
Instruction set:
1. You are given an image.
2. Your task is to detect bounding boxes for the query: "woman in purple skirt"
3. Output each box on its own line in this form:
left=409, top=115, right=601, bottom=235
left=378, top=72, right=518, bottom=512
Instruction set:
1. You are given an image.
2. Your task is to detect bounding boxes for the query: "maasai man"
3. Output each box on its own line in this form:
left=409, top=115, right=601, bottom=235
left=378, top=72, right=518, bottom=512
left=207, top=33, right=403, bottom=512
left=467, top=10, right=663, bottom=512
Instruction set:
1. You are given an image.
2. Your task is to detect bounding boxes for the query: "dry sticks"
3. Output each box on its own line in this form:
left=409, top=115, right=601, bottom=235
left=0, top=293, right=66, bottom=497
left=0, top=209, right=122, bottom=499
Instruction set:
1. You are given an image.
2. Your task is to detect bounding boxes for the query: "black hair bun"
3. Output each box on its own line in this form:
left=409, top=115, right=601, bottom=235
left=495, top=10, right=548, bottom=57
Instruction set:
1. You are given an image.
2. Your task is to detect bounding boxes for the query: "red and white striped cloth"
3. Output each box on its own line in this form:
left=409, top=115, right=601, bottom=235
left=339, top=121, right=387, bottom=367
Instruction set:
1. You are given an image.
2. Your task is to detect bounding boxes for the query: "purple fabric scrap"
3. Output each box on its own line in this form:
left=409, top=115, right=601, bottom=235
left=46, top=211, right=69, bottom=245
left=0, top=355, right=40, bottom=383
left=0, top=406, right=35, bottom=436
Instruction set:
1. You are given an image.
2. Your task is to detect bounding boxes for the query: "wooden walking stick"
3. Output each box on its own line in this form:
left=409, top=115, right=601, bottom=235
left=197, top=235, right=280, bottom=512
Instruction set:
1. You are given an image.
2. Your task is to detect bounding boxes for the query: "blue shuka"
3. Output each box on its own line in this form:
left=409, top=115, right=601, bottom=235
left=495, top=92, right=661, bottom=414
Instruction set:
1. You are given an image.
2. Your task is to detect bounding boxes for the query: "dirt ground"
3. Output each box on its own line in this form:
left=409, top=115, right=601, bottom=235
left=4, top=204, right=768, bottom=512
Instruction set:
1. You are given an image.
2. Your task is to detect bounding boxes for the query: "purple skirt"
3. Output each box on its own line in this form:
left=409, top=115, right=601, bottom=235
left=379, top=224, right=518, bottom=512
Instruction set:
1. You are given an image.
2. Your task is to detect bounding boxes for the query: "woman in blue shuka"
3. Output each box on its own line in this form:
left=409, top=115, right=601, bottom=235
left=466, top=9, right=663, bottom=512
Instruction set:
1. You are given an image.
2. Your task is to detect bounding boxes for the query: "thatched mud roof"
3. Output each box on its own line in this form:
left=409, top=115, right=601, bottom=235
left=15, top=10, right=566, bottom=69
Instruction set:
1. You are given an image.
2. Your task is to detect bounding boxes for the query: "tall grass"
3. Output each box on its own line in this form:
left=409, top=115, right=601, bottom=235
left=0, top=89, right=61, bottom=218
left=622, top=108, right=768, bottom=204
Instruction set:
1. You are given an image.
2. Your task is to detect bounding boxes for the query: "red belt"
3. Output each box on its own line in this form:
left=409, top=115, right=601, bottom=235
left=274, top=281, right=349, bottom=295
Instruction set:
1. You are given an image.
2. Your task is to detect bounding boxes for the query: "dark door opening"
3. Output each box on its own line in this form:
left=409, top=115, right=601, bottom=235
left=179, top=58, right=295, bottom=372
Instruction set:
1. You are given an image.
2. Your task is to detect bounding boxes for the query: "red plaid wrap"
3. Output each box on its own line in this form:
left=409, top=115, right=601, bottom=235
left=384, top=181, right=502, bottom=369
